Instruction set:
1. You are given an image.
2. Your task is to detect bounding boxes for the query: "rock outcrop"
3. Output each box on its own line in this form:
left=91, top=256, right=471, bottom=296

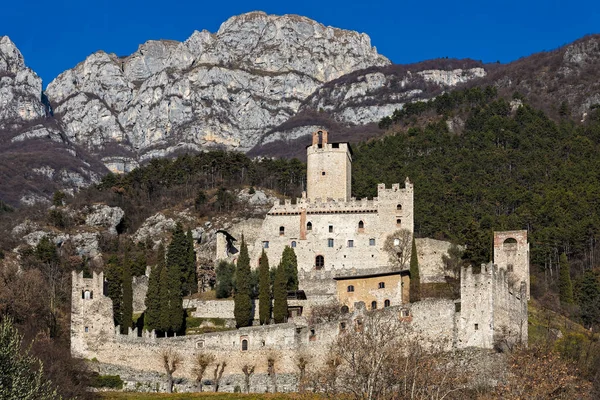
left=46, top=12, right=390, bottom=169
left=0, top=36, right=107, bottom=206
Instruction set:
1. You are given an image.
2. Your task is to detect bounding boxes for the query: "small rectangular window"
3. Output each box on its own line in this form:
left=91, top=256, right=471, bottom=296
left=474, top=324, right=479, bottom=331
left=347, top=240, right=354, bottom=248
left=332, top=143, right=340, bottom=148
left=455, top=302, right=461, bottom=312
left=329, top=225, right=334, bottom=233
left=263, top=241, right=269, bottom=249
left=84, top=327, right=89, bottom=333
left=369, top=238, right=375, bottom=246
left=328, top=238, right=334, bottom=248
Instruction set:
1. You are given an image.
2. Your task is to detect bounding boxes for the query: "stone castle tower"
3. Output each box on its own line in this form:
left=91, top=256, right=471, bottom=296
left=493, top=230, right=530, bottom=299
left=306, top=130, right=352, bottom=201
left=71, top=271, right=114, bottom=358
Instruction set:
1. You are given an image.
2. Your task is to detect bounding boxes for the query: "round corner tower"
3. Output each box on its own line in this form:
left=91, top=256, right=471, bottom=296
left=306, top=130, right=352, bottom=201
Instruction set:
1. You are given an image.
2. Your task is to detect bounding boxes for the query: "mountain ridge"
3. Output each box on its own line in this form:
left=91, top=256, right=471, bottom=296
left=1, top=13, right=600, bottom=205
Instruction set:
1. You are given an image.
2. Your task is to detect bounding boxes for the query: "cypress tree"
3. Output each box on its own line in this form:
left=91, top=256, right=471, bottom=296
left=144, top=263, right=163, bottom=331
left=558, top=253, right=574, bottom=305
left=105, top=256, right=123, bottom=328
left=167, top=222, right=189, bottom=295
left=215, top=260, right=235, bottom=298
left=273, top=262, right=288, bottom=323
left=409, top=237, right=421, bottom=303
left=145, top=245, right=165, bottom=331
left=157, top=264, right=170, bottom=335
left=168, top=262, right=184, bottom=334
left=258, top=250, right=271, bottom=325
left=121, top=254, right=133, bottom=334
left=281, top=246, right=299, bottom=291
left=234, top=236, right=252, bottom=328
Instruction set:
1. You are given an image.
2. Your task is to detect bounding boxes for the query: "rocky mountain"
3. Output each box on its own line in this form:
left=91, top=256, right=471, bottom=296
left=1, top=12, right=600, bottom=205
left=0, top=37, right=106, bottom=206
left=45, top=11, right=391, bottom=173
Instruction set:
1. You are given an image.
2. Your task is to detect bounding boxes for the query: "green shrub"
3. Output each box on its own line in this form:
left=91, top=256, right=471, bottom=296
left=90, top=374, right=124, bottom=389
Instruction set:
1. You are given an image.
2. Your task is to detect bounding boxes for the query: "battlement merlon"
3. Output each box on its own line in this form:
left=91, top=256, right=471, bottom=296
left=72, top=270, right=104, bottom=294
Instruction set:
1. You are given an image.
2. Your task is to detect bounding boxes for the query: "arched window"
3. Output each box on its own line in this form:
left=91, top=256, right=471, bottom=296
left=341, top=305, right=349, bottom=314
left=397, top=204, right=402, bottom=210
left=279, top=226, right=285, bottom=236
left=83, top=290, right=91, bottom=300
left=347, top=285, right=355, bottom=292
left=396, top=218, right=401, bottom=227
left=315, top=255, right=324, bottom=269
left=358, top=220, right=364, bottom=232
left=384, top=299, right=391, bottom=307
left=378, top=282, right=385, bottom=289
left=241, top=339, right=248, bottom=351
left=371, top=301, right=377, bottom=310
left=307, top=222, right=312, bottom=231
left=291, top=241, right=297, bottom=248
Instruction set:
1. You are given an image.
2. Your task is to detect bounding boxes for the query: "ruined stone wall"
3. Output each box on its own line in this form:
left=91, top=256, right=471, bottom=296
left=458, top=263, right=528, bottom=350
left=415, top=238, right=454, bottom=284
left=71, top=271, right=116, bottom=358
left=132, top=275, right=148, bottom=314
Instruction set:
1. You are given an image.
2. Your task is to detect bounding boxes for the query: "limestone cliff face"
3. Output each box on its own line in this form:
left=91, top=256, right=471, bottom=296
left=0, top=36, right=46, bottom=129
left=46, top=12, right=390, bottom=169
left=0, top=36, right=106, bottom=205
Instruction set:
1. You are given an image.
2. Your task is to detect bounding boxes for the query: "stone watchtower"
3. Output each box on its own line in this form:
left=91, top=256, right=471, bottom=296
left=306, top=130, right=352, bottom=201
left=493, top=230, right=530, bottom=299
left=71, top=271, right=114, bottom=358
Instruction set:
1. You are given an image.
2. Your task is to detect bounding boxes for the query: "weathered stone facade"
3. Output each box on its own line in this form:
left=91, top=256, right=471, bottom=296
left=493, top=230, right=530, bottom=299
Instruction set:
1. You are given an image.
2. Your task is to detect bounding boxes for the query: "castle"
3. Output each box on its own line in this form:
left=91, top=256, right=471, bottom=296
left=71, top=130, right=529, bottom=392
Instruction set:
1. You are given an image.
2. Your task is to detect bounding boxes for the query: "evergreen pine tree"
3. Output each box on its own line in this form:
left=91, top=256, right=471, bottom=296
left=145, top=245, right=165, bottom=331
left=105, top=256, right=123, bottom=328
left=409, top=237, right=421, bottom=303
left=121, top=254, right=133, bottom=334
left=273, top=261, right=288, bottom=323
left=558, top=253, right=574, bottom=305
left=234, top=236, right=252, bottom=328
left=258, top=250, right=271, bottom=325
left=158, top=264, right=170, bottom=335
left=281, top=246, right=299, bottom=291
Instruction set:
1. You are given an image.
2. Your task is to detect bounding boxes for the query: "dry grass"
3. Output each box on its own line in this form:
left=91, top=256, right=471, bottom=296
left=99, top=393, right=329, bottom=400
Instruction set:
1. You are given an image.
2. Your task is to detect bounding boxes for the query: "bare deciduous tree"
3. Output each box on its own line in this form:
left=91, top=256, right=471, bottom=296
left=267, top=354, right=277, bottom=393
left=330, top=310, right=465, bottom=400
left=160, top=348, right=182, bottom=393
left=191, top=352, right=215, bottom=392
left=241, top=364, right=255, bottom=393
left=212, top=361, right=226, bottom=392
left=295, top=353, right=310, bottom=393
left=384, top=229, right=413, bottom=270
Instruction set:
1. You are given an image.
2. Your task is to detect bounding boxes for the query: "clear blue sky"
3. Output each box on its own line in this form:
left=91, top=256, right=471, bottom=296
left=2, top=0, right=599, bottom=87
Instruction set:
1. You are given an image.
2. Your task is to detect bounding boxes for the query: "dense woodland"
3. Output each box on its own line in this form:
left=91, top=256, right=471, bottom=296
left=3, top=84, right=600, bottom=397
